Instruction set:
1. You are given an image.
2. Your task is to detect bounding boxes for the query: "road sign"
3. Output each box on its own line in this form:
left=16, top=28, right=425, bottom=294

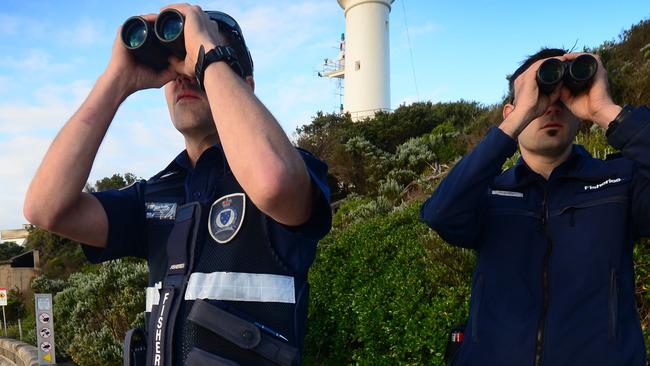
left=42, top=352, right=53, bottom=363
left=0, top=288, right=6, bottom=337
left=38, top=313, right=50, bottom=324
left=0, top=288, right=7, bottom=306
left=34, top=294, right=56, bottom=365
left=40, top=341, right=52, bottom=353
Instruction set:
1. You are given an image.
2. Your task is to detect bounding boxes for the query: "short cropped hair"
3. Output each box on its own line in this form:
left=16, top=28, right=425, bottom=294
left=507, top=48, right=567, bottom=103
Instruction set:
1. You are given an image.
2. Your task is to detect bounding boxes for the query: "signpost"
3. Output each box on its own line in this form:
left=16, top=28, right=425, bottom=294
left=34, top=294, right=56, bottom=365
left=0, top=288, right=7, bottom=337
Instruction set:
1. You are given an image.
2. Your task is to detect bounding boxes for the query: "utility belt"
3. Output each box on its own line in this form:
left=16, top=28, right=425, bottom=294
left=124, top=202, right=300, bottom=366
left=124, top=299, right=299, bottom=366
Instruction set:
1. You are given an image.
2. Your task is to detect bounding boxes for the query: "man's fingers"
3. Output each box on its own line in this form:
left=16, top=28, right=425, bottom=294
left=160, top=3, right=192, bottom=13
left=168, top=56, right=191, bottom=77
left=140, top=13, right=158, bottom=22
left=158, top=68, right=179, bottom=87
left=562, top=52, right=588, bottom=61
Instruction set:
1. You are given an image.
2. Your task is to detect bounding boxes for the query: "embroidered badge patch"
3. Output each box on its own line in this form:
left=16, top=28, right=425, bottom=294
left=209, top=193, right=246, bottom=244
left=145, top=202, right=177, bottom=220
left=583, top=177, right=623, bottom=191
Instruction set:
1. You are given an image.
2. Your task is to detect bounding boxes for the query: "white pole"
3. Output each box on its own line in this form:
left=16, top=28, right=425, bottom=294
left=18, top=319, right=22, bottom=340
left=2, top=307, right=6, bottom=337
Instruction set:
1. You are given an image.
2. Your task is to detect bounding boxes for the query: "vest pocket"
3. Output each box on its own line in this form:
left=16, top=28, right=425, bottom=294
left=608, top=268, right=619, bottom=341
left=185, top=347, right=240, bottom=366
left=471, top=274, right=484, bottom=343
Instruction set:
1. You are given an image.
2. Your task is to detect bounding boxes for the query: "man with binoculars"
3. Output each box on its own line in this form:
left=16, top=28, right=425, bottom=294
left=421, top=48, right=650, bottom=365
left=24, top=4, right=331, bottom=366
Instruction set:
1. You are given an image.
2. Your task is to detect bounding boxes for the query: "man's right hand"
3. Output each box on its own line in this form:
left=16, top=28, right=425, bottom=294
left=103, top=14, right=177, bottom=97
left=23, top=14, right=181, bottom=248
left=500, top=57, right=563, bottom=139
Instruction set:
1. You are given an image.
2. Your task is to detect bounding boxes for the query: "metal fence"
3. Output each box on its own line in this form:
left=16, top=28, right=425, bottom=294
left=0, top=320, right=27, bottom=342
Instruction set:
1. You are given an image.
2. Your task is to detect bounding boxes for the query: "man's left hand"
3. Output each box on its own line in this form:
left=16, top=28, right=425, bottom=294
left=160, top=3, right=224, bottom=78
left=559, top=52, right=622, bottom=128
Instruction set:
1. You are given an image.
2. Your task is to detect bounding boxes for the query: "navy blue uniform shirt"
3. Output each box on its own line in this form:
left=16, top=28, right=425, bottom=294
left=83, top=145, right=331, bottom=274
left=421, top=106, right=650, bottom=366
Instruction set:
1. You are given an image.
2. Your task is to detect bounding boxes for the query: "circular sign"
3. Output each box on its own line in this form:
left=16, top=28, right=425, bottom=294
left=40, top=327, right=51, bottom=338
left=40, top=341, right=52, bottom=353
left=39, top=313, right=50, bottom=324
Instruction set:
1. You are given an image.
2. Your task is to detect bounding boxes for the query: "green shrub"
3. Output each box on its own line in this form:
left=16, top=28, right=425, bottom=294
left=51, top=259, right=147, bottom=365
left=634, top=239, right=650, bottom=353
left=575, top=125, right=615, bottom=159
left=305, top=203, right=473, bottom=365
left=4, top=288, right=26, bottom=321
left=332, top=194, right=372, bottom=229
left=428, top=122, right=463, bottom=163
left=378, top=179, right=404, bottom=204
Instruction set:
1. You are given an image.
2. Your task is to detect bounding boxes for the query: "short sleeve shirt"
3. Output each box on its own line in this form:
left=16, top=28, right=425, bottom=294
left=82, top=145, right=331, bottom=274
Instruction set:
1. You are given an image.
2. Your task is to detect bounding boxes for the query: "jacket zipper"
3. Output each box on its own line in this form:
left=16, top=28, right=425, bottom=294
left=609, top=269, right=619, bottom=341
left=534, top=188, right=552, bottom=366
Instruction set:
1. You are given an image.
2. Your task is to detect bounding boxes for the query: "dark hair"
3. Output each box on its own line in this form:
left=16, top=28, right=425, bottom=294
left=221, top=31, right=253, bottom=77
left=507, top=48, right=567, bottom=103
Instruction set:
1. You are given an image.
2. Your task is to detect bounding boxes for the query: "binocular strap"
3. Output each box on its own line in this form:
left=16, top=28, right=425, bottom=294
left=146, top=202, right=202, bottom=366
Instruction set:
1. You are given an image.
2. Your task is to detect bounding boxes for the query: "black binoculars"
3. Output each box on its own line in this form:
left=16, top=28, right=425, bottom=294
left=536, top=54, right=598, bottom=94
left=121, top=9, right=187, bottom=71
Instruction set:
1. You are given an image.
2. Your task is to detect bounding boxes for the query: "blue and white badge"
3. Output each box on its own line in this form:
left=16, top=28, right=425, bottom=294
left=209, top=193, right=246, bottom=244
left=145, top=202, right=177, bottom=220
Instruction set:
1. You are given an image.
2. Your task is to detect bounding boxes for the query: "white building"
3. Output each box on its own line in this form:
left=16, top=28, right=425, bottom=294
left=0, top=225, right=30, bottom=246
left=320, top=0, right=395, bottom=121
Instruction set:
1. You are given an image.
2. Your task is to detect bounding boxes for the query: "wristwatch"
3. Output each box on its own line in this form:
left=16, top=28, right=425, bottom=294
left=195, top=45, right=245, bottom=91
left=606, top=104, right=634, bottom=137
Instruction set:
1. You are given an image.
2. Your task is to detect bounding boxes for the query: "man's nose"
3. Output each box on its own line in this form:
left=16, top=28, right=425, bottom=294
left=175, top=75, right=195, bottom=86
left=544, top=102, right=564, bottom=116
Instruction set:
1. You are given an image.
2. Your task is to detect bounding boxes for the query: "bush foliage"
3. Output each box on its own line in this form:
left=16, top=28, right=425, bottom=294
left=31, top=259, right=148, bottom=365
left=300, top=18, right=650, bottom=364
left=305, top=203, right=473, bottom=365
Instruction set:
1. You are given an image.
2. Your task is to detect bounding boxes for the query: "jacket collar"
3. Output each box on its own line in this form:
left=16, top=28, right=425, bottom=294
left=173, top=144, right=229, bottom=174
left=152, top=144, right=229, bottom=180
left=493, top=144, right=598, bottom=190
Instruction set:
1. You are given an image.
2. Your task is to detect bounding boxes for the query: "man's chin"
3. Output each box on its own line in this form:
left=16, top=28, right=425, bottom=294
left=534, top=139, right=572, bottom=157
left=172, top=112, right=215, bottom=134
left=176, top=96, right=202, bottom=104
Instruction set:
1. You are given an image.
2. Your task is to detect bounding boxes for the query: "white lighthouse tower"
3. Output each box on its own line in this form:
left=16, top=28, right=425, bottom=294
left=337, top=0, right=394, bottom=121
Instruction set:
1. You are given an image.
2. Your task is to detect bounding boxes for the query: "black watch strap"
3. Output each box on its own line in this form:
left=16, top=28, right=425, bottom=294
left=195, top=45, right=245, bottom=91
left=606, top=104, right=634, bottom=137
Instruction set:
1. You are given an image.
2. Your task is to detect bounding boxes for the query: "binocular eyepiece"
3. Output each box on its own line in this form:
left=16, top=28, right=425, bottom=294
left=121, top=9, right=186, bottom=71
left=536, top=54, right=598, bottom=94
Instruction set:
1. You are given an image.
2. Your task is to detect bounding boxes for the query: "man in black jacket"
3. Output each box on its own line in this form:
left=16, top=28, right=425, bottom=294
left=421, top=48, right=649, bottom=365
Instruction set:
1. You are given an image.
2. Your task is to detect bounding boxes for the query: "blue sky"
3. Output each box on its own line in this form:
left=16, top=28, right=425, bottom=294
left=0, top=0, right=648, bottom=230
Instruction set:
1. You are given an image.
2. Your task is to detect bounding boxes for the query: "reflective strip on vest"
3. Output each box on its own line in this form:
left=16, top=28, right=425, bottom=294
left=145, top=282, right=162, bottom=313
left=185, top=272, right=296, bottom=304
left=145, top=272, right=296, bottom=312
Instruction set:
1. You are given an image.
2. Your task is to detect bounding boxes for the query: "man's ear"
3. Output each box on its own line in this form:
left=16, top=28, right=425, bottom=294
left=503, top=103, right=515, bottom=120
left=245, top=76, right=255, bottom=92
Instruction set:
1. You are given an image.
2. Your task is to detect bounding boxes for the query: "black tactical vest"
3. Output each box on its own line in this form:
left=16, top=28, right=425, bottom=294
left=141, top=167, right=307, bottom=366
